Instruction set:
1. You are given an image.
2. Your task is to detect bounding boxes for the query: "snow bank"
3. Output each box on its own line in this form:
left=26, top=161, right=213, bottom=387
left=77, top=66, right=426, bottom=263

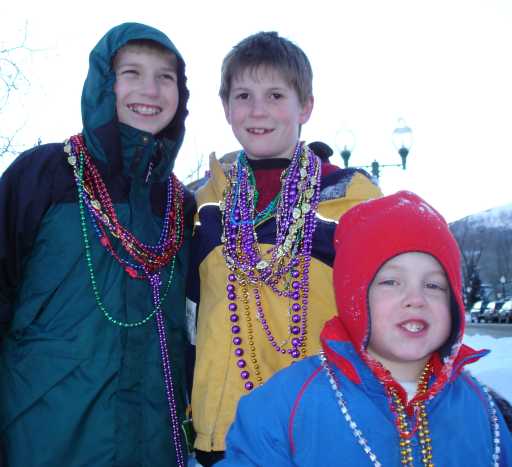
left=464, top=334, right=512, bottom=401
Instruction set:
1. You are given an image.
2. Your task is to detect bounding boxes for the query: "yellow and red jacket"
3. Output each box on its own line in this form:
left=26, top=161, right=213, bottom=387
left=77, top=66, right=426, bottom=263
left=190, top=155, right=381, bottom=451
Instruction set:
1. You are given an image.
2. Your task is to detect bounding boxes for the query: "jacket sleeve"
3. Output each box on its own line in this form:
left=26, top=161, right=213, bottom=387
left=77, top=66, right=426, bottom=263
left=489, top=388, right=512, bottom=432
left=186, top=154, right=226, bottom=304
left=497, top=404, right=512, bottom=466
left=218, top=383, right=295, bottom=467
left=186, top=230, right=200, bottom=304
left=0, top=156, right=26, bottom=335
left=0, top=145, right=61, bottom=338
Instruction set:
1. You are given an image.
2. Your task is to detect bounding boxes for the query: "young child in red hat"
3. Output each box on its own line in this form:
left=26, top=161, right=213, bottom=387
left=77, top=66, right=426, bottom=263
left=218, top=191, right=512, bottom=466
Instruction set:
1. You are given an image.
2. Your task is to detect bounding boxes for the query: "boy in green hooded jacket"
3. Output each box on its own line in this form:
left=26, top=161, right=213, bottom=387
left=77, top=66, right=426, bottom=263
left=0, top=23, right=194, bottom=467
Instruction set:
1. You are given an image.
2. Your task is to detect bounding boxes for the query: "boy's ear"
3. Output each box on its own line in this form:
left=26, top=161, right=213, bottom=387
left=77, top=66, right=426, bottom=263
left=222, top=99, right=231, bottom=124
left=299, top=95, right=314, bottom=125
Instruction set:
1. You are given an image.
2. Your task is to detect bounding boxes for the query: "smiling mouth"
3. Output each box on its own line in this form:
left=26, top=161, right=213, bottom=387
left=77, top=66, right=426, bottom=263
left=127, top=104, right=162, bottom=116
left=247, top=128, right=273, bottom=135
left=400, top=321, right=426, bottom=333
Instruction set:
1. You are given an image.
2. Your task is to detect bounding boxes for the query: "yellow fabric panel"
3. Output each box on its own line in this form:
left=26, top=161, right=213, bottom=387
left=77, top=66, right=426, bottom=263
left=194, top=155, right=227, bottom=224
left=317, top=172, right=382, bottom=222
left=192, top=246, right=337, bottom=451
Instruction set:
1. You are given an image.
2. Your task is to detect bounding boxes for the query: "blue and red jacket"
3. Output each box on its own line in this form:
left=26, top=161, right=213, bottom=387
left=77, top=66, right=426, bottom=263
left=220, top=340, right=511, bottom=466
left=220, top=191, right=512, bottom=466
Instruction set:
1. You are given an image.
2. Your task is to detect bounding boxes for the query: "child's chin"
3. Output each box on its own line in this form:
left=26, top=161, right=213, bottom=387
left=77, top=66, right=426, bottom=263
left=398, top=351, right=432, bottom=364
left=128, top=123, right=160, bottom=135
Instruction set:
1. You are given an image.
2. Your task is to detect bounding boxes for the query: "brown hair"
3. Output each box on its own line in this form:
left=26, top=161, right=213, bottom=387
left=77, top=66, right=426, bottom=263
left=112, top=39, right=177, bottom=70
left=219, top=31, right=313, bottom=105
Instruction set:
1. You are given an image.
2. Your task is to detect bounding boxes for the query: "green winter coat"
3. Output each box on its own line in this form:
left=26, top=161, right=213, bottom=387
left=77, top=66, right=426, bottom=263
left=0, top=23, right=194, bottom=467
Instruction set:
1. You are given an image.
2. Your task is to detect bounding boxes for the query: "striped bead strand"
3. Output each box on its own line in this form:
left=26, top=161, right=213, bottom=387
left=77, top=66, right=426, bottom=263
left=319, top=352, right=382, bottom=467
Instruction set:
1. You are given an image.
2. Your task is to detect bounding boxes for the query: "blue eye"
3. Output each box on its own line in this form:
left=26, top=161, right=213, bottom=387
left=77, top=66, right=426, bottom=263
left=425, top=282, right=448, bottom=292
left=379, top=279, right=399, bottom=286
left=161, top=73, right=177, bottom=81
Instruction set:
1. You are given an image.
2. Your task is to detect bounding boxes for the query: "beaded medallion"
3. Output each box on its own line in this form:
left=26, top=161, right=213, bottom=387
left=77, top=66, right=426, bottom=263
left=221, top=142, right=321, bottom=391
left=65, top=134, right=186, bottom=467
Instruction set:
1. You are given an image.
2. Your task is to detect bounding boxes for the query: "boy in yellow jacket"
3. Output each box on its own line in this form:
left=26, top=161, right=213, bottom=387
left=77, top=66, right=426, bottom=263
left=189, top=31, right=381, bottom=466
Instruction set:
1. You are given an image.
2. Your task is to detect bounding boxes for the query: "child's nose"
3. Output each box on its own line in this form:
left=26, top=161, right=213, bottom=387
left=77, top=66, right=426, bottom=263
left=249, top=98, right=267, bottom=117
left=141, top=77, right=159, bottom=97
left=403, top=286, right=427, bottom=309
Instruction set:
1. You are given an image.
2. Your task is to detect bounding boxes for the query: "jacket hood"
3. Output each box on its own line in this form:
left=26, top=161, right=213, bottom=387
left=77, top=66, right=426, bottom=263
left=81, top=22, right=189, bottom=177
left=321, top=191, right=483, bottom=399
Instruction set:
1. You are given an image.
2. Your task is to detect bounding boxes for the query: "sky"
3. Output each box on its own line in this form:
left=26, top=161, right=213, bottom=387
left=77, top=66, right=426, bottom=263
left=1, top=0, right=511, bottom=222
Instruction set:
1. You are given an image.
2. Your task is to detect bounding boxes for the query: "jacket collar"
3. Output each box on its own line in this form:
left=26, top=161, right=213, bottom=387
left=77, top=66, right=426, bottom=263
left=321, top=316, right=489, bottom=404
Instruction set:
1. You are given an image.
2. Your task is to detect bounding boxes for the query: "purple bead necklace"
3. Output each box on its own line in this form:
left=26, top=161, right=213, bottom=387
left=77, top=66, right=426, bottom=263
left=221, top=142, right=321, bottom=391
left=153, top=275, right=185, bottom=467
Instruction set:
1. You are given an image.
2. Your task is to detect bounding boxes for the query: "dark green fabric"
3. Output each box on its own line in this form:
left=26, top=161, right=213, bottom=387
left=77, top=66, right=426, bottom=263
left=0, top=22, right=191, bottom=467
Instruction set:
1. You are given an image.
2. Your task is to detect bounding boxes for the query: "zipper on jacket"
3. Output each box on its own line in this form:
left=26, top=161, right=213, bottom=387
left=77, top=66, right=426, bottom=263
left=145, top=161, right=153, bottom=183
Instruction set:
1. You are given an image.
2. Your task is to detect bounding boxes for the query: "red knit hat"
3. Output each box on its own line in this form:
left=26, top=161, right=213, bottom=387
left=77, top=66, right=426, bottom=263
left=324, top=191, right=465, bottom=367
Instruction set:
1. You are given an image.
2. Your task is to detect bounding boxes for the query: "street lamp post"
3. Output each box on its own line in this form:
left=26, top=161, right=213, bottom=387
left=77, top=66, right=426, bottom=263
left=336, top=128, right=355, bottom=169
left=392, top=118, right=413, bottom=170
left=335, top=119, right=413, bottom=179
left=500, top=275, right=506, bottom=298
left=465, top=286, right=472, bottom=306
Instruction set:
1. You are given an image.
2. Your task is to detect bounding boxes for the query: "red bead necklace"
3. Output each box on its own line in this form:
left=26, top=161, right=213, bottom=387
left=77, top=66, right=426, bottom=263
left=67, top=134, right=184, bottom=278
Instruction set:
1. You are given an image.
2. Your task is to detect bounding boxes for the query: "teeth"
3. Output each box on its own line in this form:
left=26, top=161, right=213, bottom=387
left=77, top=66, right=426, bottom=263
left=402, top=321, right=425, bottom=333
left=128, top=104, right=161, bottom=116
left=248, top=128, right=269, bottom=135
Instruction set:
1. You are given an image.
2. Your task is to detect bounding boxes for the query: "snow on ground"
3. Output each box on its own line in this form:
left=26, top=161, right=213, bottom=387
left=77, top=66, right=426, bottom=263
left=464, top=333, right=512, bottom=401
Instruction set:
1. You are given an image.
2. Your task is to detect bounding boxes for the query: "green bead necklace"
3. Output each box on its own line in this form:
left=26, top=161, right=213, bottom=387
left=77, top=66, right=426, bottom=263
left=239, top=152, right=281, bottom=225
left=74, top=141, right=176, bottom=328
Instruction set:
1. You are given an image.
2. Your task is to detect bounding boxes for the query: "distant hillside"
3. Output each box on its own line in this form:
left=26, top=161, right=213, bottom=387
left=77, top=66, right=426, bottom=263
left=456, top=203, right=512, bottom=229
left=450, top=203, right=512, bottom=302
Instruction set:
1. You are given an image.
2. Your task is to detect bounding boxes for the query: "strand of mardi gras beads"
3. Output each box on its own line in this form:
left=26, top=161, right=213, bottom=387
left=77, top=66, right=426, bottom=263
left=221, top=142, right=321, bottom=390
left=66, top=134, right=184, bottom=276
left=66, top=135, right=186, bottom=465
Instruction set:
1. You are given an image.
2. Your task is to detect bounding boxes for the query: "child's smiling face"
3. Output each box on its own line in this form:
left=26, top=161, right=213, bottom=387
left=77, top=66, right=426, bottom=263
left=367, top=252, right=452, bottom=380
left=222, top=66, right=313, bottom=160
left=113, top=47, right=179, bottom=135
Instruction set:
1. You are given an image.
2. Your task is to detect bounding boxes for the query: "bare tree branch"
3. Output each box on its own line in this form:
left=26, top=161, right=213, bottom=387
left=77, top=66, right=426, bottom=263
left=0, top=22, right=32, bottom=158
left=183, top=152, right=208, bottom=190
left=452, top=217, right=487, bottom=306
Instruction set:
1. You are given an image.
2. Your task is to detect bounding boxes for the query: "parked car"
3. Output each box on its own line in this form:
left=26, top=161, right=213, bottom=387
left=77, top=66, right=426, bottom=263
left=469, top=301, right=486, bottom=323
left=497, top=300, right=512, bottom=324
left=481, top=301, right=503, bottom=323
